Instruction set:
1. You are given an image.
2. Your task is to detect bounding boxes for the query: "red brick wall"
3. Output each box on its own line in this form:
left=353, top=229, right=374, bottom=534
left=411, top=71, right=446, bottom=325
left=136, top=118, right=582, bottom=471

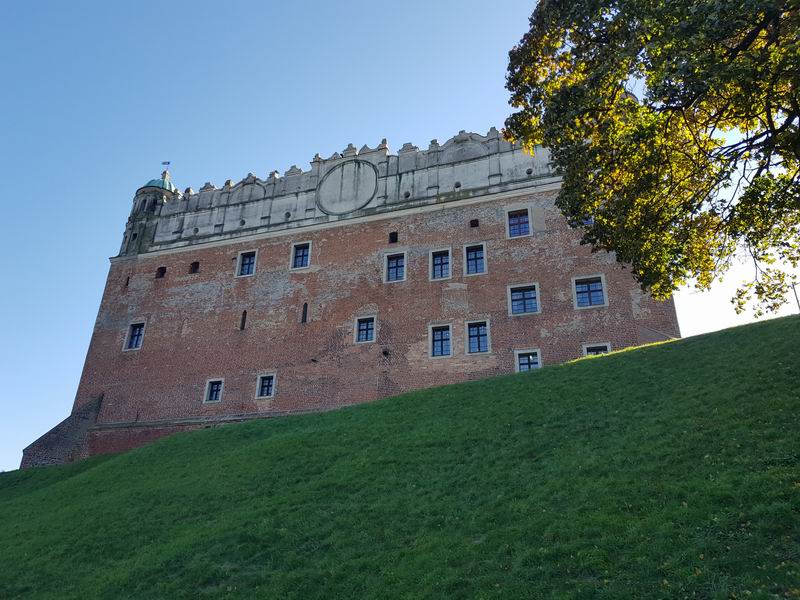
left=71, top=191, right=679, bottom=454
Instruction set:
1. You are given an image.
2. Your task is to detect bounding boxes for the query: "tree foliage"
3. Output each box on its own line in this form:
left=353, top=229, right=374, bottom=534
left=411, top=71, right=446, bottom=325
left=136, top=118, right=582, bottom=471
left=506, top=0, right=800, bottom=314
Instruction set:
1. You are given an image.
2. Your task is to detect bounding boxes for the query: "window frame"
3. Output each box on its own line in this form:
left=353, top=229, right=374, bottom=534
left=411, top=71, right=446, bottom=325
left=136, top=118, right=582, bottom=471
left=354, top=315, right=377, bottom=344
left=582, top=342, right=612, bottom=356
left=235, top=250, right=258, bottom=278
left=122, top=321, right=146, bottom=352
left=506, top=282, right=542, bottom=317
left=383, top=250, right=408, bottom=283
left=289, top=241, right=312, bottom=271
left=428, top=247, right=452, bottom=281
left=514, top=348, right=543, bottom=373
left=505, top=205, right=534, bottom=239
left=464, top=319, right=492, bottom=355
left=255, top=372, right=277, bottom=400
left=428, top=323, right=453, bottom=359
left=463, top=242, right=488, bottom=277
left=203, top=378, right=225, bottom=404
left=572, top=274, right=609, bottom=309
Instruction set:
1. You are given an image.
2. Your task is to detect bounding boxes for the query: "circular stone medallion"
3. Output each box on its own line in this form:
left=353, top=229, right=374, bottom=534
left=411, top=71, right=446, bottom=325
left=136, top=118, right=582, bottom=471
left=316, top=159, right=378, bottom=215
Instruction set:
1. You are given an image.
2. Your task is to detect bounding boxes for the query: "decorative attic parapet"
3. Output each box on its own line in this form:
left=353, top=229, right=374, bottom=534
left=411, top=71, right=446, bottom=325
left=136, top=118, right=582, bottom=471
left=118, top=128, right=559, bottom=257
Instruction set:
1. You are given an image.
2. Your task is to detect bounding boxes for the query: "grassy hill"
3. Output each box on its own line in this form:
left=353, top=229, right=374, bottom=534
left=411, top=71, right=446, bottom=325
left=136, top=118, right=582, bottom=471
left=1, top=317, right=799, bottom=599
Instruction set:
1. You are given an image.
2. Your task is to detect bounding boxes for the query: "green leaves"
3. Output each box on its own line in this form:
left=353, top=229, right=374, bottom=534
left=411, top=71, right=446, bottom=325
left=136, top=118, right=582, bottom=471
left=506, top=0, right=800, bottom=314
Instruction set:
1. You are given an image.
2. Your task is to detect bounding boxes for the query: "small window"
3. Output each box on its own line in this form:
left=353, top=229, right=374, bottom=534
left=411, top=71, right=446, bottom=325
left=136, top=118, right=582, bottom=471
left=583, top=343, right=611, bottom=356
left=124, top=323, right=145, bottom=351
left=124, top=276, right=130, bottom=287
left=507, top=208, right=531, bottom=238
left=291, top=242, right=311, bottom=270
left=388, top=231, right=399, bottom=244
left=464, top=244, right=486, bottom=275
left=466, top=321, right=490, bottom=354
left=574, top=276, right=606, bottom=308
left=301, top=302, right=308, bottom=324
left=515, top=349, right=541, bottom=372
left=155, top=266, right=166, bottom=279
left=189, top=261, right=200, bottom=274
left=204, top=379, right=224, bottom=403
left=355, top=316, right=376, bottom=343
left=508, top=284, right=540, bottom=315
left=256, top=374, right=275, bottom=399
left=237, top=251, right=257, bottom=277
left=430, top=249, right=451, bottom=281
left=239, top=310, right=247, bottom=330
left=430, top=325, right=452, bottom=358
left=469, top=219, right=479, bottom=228
left=385, top=252, right=406, bottom=282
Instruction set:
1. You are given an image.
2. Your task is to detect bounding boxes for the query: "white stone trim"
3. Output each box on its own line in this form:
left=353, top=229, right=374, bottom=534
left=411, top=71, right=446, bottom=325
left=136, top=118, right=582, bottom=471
left=383, top=250, right=408, bottom=283
left=255, top=372, right=277, bottom=399
left=122, top=320, right=147, bottom=352
left=235, top=249, right=258, bottom=278
left=353, top=315, right=377, bottom=344
left=462, top=242, right=488, bottom=277
left=504, top=203, right=534, bottom=239
left=571, top=273, right=609, bottom=309
left=506, top=282, right=542, bottom=317
left=582, top=342, right=612, bottom=356
left=464, top=319, right=492, bottom=355
left=203, top=378, right=225, bottom=404
left=289, top=240, right=313, bottom=271
left=428, top=247, right=452, bottom=281
left=514, top=348, right=542, bottom=372
left=428, top=322, right=453, bottom=359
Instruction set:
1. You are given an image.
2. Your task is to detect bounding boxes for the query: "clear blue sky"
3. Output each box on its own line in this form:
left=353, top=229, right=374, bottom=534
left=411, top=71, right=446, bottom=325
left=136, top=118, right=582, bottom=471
left=0, top=1, right=796, bottom=472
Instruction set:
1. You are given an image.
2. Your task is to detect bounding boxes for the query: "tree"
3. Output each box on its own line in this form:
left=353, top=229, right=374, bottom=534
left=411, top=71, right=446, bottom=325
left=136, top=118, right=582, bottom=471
left=505, top=0, right=800, bottom=315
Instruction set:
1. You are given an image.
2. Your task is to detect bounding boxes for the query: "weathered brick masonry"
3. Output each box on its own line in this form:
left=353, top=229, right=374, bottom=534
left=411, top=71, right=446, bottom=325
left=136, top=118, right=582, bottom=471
left=22, top=129, right=680, bottom=467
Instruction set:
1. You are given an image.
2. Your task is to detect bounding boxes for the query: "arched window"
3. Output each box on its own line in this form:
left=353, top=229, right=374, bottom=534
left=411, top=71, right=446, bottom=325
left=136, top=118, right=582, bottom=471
left=301, top=302, right=308, bottom=324
left=240, top=310, right=247, bottom=330
left=155, top=266, right=166, bottom=279
left=189, top=261, right=200, bottom=274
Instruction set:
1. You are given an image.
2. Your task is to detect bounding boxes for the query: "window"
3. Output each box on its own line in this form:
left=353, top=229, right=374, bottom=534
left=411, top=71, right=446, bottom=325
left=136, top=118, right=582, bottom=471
left=256, top=374, right=276, bottom=399
left=204, top=379, right=224, bottom=403
left=239, top=310, right=247, bottom=330
left=466, top=321, right=490, bottom=354
left=430, top=325, right=452, bottom=358
left=507, top=208, right=531, bottom=238
left=388, top=231, right=399, bottom=244
left=464, top=244, right=486, bottom=275
left=355, top=316, right=376, bottom=343
left=155, top=266, right=166, bottom=279
left=189, top=261, right=200, bottom=274
left=291, top=242, right=311, bottom=270
left=469, top=219, right=479, bottom=228
left=430, top=249, right=451, bottom=281
left=515, top=349, right=541, bottom=372
left=385, top=252, right=406, bottom=282
left=574, top=275, right=607, bottom=308
left=583, top=343, right=611, bottom=356
left=237, top=251, right=257, bottom=277
left=301, top=302, right=308, bottom=324
left=124, top=323, right=145, bottom=351
left=508, top=284, right=540, bottom=315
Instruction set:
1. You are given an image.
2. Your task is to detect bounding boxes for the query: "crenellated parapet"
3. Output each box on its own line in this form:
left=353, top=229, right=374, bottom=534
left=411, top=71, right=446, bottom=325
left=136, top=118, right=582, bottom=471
left=119, top=128, right=558, bottom=256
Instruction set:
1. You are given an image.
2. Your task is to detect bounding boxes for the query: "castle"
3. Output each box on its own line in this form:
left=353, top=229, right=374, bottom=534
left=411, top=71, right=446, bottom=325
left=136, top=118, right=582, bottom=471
left=22, top=128, right=680, bottom=468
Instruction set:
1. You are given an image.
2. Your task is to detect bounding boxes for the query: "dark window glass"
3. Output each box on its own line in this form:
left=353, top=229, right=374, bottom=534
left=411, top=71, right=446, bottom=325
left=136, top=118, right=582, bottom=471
left=518, top=352, right=540, bottom=372
left=388, top=231, right=398, bottom=243
left=301, top=302, right=308, bottom=324
left=292, top=244, right=310, bottom=269
left=508, top=209, right=530, bottom=237
left=239, top=252, right=256, bottom=276
left=431, top=326, right=451, bottom=357
left=258, top=375, right=274, bottom=398
left=470, top=219, right=479, bottom=228
left=126, top=323, right=144, bottom=350
left=155, top=266, right=166, bottom=279
left=189, top=261, right=200, bottom=274
left=240, top=310, right=247, bottom=330
left=575, top=277, right=605, bottom=307
left=467, top=322, right=489, bottom=353
left=510, top=286, right=538, bottom=314
left=207, top=380, right=223, bottom=402
left=356, top=317, right=375, bottom=343
left=386, top=254, right=405, bottom=281
left=465, top=245, right=485, bottom=275
left=431, top=251, right=450, bottom=280
left=585, top=344, right=610, bottom=356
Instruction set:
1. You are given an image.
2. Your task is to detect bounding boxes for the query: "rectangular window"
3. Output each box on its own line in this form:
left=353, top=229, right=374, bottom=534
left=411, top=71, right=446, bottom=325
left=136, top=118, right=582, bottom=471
left=356, top=317, right=376, bottom=343
left=385, top=253, right=406, bottom=282
left=509, top=285, right=539, bottom=315
left=237, top=251, right=257, bottom=277
left=430, top=249, right=450, bottom=280
left=583, top=343, right=611, bottom=356
left=515, top=350, right=541, bottom=372
left=125, top=323, right=145, bottom=350
left=464, top=244, right=486, bottom=275
left=574, top=276, right=606, bottom=308
left=431, top=325, right=452, bottom=358
left=507, top=209, right=531, bottom=238
left=291, top=243, right=310, bottom=269
left=205, top=379, right=224, bottom=403
left=257, top=374, right=275, bottom=399
left=466, top=321, right=490, bottom=354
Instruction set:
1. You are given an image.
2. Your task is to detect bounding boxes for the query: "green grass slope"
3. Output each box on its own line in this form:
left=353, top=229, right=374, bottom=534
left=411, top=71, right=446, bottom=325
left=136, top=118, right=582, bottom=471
left=1, top=317, right=799, bottom=599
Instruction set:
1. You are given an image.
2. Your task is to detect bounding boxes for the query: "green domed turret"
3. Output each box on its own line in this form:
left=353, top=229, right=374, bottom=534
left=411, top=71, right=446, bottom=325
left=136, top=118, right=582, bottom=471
left=140, top=170, right=178, bottom=193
